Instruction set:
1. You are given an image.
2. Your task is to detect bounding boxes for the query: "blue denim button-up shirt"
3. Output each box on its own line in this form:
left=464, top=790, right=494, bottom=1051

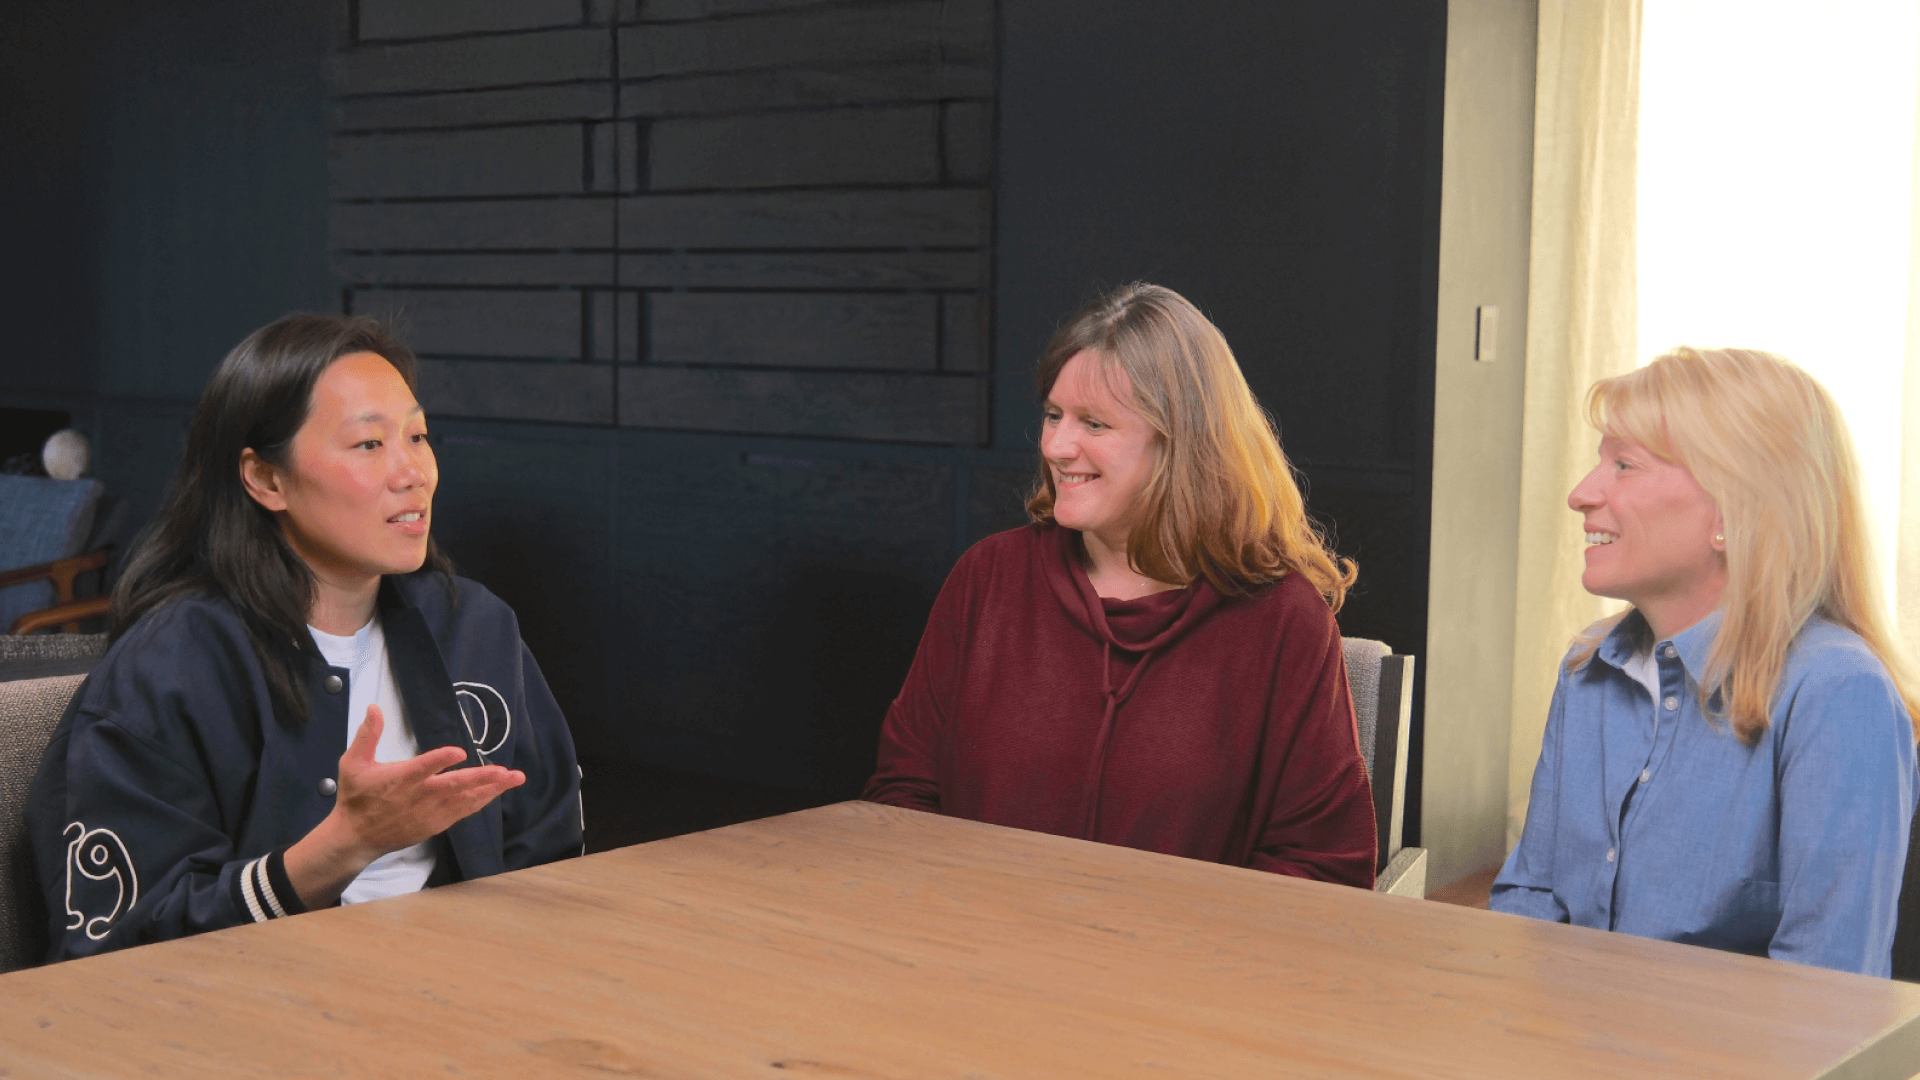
left=1491, top=610, right=1916, bottom=975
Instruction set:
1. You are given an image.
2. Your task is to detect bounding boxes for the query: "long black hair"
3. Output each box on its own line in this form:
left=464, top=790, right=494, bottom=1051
left=112, top=314, right=455, bottom=724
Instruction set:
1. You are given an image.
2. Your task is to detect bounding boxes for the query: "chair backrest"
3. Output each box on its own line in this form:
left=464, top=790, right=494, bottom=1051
left=1342, top=637, right=1416, bottom=874
left=0, top=476, right=104, bottom=632
left=0, top=673, right=82, bottom=973
left=1893, top=781, right=1920, bottom=981
left=0, top=632, right=109, bottom=681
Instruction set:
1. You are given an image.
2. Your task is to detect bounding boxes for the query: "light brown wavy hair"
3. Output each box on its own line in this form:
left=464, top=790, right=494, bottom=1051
left=1568, top=346, right=1919, bottom=744
left=1024, top=283, right=1356, bottom=609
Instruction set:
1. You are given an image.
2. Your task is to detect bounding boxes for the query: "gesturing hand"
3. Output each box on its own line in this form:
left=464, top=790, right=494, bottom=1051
left=285, top=703, right=525, bottom=908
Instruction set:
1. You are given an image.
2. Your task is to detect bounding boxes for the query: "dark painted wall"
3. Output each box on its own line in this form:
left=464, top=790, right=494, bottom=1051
left=1, top=0, right=338, bottom=551
left=1, top=1, right=1444, bottom=831
left=0, top=6, right=96, bottom=399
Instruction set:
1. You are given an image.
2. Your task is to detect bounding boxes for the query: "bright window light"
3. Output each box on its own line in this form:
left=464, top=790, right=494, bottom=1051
left=1638, top=0, right=1920, bottom=615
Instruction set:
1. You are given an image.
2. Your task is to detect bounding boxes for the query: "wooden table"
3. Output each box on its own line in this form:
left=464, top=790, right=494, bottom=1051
left=2, top=801, right=1918, bottom=1078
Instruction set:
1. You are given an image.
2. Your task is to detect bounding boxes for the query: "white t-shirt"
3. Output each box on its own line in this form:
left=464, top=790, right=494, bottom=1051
left=308, top=616, right=438, bottom=904
left=1621, top=639, right=1664, bottom=731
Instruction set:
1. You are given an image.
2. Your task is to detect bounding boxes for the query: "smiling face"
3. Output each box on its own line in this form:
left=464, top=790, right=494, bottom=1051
left=1568, top=433, right=1726, bottom=636
left=1040, top=349, right=1159, bottom=551
left=243, top=351, right=437, bottom=591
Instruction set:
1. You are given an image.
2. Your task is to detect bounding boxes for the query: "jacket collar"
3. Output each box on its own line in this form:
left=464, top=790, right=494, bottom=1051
left=374, top=576, right=505, bottom=879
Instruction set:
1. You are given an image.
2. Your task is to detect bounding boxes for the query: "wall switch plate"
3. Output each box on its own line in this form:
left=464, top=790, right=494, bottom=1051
left=1475, top=305, right=1498, bottom=362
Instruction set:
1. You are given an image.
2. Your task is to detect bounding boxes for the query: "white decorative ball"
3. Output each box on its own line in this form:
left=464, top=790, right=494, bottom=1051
left=42, top=429, right=91, bottom=482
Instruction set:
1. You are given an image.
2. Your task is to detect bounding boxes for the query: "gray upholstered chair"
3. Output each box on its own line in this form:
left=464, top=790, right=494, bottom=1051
left=0, top=673, right=84, bottom=973
left=1343, top=637, right=1426, bottom=897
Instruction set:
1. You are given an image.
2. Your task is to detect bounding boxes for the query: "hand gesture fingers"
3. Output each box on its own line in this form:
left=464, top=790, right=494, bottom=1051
left=391, top=743, right=471, bottom=784
left=421, top=765, right=526, bottom=822
left=332, top=739, right=523, bottom=857
left=345, top=703, right=385, bottom=767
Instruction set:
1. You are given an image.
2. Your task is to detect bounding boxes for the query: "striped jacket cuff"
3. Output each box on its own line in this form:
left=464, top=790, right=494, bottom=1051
left=237, top=848, right=308, bottom=923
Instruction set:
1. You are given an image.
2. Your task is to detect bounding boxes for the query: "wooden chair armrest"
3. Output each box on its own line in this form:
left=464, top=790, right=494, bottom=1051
left=0, top=547, right=114, bottom=599
left=9, top=595, right=113, bottom=636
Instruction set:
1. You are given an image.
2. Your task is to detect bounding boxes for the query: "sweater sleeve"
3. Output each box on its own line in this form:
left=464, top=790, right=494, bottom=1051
left=30, top=714, right=305, bottom=963
left=499, top=640, right=585, bottom=869
left=862, top=546, right=981, bottom=812
left=1247, top=598, right=1378, bottom=887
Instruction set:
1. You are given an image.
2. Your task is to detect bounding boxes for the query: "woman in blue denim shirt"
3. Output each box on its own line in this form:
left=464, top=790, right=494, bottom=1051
left=1492, top=347, right=1920, bottom=976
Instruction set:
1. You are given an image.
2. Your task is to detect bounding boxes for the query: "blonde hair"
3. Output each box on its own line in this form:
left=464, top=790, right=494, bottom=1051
left=1025, top=283, right=1356, bottom=608
left=1569, top=346, right=1919, bottom=744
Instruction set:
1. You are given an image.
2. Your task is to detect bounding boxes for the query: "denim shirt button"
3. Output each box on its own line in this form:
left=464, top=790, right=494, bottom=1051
left=1663, top=644, right=1677, bottom=659
left=1606, top=847, right=1616, bottom=863
left=1639, top=769, right=1650, bottom=784
left=1662, top=695, right=1678, bottom=711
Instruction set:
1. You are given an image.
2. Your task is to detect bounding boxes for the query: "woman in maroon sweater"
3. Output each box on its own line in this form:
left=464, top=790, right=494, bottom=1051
left=864, top=284, right=1376, bottom=887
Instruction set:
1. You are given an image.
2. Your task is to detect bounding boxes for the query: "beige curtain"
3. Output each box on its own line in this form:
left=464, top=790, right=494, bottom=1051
left=1899, top=58, right=1920, bottom=665
left=1506, top=0, right=1643, bottom=847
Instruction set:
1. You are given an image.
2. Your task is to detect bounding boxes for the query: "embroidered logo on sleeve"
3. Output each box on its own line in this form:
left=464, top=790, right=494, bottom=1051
left=63, top=822, right=139, bottom=941
left=452, top=681, right=512, bottom=761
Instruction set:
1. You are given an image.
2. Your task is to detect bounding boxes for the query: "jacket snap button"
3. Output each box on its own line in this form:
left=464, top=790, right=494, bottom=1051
left=323, top=674, right=344, bottom=694
left=317, top=777, right=338, bottom=797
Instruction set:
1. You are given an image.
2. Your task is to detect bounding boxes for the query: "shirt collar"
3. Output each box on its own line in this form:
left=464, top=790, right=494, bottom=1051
left=1596, top=606, right=1722, bottom=681
left=1669, top=609, right=1724, bottom=679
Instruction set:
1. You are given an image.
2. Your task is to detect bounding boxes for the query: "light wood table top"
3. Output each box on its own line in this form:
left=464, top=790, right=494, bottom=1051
left=2, top=801, right=1918, bottom=1078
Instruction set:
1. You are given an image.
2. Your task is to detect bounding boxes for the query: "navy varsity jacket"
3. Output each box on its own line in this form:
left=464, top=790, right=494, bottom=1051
left=26, top=571, right=583, bottom=962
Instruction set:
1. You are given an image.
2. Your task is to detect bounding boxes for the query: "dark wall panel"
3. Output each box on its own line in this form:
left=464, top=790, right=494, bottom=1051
left=649, top=293, right=938, bottom=370
left=331, top=83, right=615, bottom=131
left=941, top=295, right=987, bottom=372
left=418, top=360, right=614, bottom=425
left=352, top=288, right=583, bottom=358
left=332, top=125, right=591, bottom=198
left=328, top=29, right=612, bottom=95
left=358, top=0, right=587, bottom=42
left=618, top=1, right=982, bottom=77
left=618, top=368, right=980, bottom=443
left=335, top=253, right=618, bottom=287
left=326, top=2, right=993, bottom=445
left=332, top=200, right=614, bottom=250
left=648, top=106, right=940, bottom=191
left=615, top=190, right=988, bottom=249
left=636, top=0, right=871, bottom=19
left=618, top=61, right=992, bottom=116
left=620, top=251, right=983, bottom=290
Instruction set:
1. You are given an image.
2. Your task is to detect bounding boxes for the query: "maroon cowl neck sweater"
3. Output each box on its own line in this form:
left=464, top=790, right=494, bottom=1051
left=864, top=523, right=1376, bottom=887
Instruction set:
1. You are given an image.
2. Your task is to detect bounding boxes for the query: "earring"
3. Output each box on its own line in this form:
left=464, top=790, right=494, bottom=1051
left=1714, top=534, right=1725, bottom=543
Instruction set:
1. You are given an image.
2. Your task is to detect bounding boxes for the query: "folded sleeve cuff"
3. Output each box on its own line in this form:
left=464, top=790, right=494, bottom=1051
left=236, top=848, right=309, bottom=922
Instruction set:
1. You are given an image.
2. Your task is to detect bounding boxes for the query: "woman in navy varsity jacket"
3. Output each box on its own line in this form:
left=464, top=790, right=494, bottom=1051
left=27, top=314, right=583, bottom=962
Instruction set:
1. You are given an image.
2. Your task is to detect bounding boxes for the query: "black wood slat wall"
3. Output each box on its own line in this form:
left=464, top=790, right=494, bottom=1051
left=329, top=0, right=996, bottom=447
